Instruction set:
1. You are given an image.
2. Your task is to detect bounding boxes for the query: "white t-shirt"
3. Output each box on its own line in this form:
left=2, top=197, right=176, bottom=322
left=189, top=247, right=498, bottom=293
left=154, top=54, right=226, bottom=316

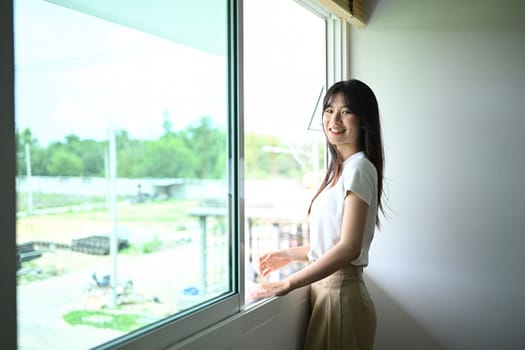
left=307, top=151, right=378, bottom=266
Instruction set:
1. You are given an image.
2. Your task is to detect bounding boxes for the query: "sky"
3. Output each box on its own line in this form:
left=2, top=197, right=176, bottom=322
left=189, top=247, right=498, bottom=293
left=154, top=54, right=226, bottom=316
left=14, top=0, right=325, bottom=147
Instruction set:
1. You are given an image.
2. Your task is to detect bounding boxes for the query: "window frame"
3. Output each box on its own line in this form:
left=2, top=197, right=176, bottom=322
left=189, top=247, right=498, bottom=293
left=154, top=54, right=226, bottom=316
left=1, top=0, right=17, bottom=349
left=10, top=0, right=243, bottom=349
left=326, top=12, right=351, bottom=84
left=295, top=0, right=350, bottom=85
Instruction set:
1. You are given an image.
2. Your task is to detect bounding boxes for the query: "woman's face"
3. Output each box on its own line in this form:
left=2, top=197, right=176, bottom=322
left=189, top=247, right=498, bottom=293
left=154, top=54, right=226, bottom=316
left=322, top=93, right=360, bottom=158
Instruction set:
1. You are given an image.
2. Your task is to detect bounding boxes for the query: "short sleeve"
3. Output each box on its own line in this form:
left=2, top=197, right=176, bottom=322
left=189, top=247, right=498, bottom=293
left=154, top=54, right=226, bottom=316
left=342, top=159, right=377, bottom=206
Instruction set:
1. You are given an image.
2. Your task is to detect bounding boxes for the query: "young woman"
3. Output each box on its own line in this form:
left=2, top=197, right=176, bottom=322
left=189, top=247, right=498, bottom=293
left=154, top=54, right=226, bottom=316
left=250, top=79, right=385, bottom=350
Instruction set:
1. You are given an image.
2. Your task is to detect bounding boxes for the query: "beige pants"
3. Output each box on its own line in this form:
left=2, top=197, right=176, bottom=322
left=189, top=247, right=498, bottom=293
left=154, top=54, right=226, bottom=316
left=303, top=265, right=376, bottom=350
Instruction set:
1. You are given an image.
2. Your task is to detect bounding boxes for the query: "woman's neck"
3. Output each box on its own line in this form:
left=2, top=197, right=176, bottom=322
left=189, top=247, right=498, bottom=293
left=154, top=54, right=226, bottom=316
left=336, top=145, right=360, bottom=161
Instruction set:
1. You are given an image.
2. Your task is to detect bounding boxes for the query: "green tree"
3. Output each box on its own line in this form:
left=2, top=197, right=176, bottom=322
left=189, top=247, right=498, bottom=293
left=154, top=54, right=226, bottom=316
left=244, top=132, right=303, bottom=179
left=79, top=140, right=105, bottom=176
left=143, top=136, right=196, bottom=178
left=185, top=116, right=226, bottom=179
left=47, top=149, right=84, bottom=176
left=63, top=134, right=105, bottom=176
left=15, top=128, right=50, bottom=176
left=16, top=115, right=237, bottom=179
left=115, top=129, right=156, bottom=178
left=15, top=128, right=27, bottom=176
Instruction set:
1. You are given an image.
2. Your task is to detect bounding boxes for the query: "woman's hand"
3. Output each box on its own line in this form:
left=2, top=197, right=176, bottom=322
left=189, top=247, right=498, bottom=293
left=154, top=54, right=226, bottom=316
left=258, top=250, right=291, bottom=277
left=249, top=279, right=292, bottom=300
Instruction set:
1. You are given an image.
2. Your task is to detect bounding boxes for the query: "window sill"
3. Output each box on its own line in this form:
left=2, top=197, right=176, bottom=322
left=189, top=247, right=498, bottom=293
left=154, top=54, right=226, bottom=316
left=167, top=286, right=310, bottom=350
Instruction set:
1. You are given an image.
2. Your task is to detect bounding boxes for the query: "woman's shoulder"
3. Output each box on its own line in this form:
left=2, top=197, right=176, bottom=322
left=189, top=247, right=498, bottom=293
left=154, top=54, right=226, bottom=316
left=343, top=153, right=377, bottom=181
left=345, top=152, right=375, bottom=170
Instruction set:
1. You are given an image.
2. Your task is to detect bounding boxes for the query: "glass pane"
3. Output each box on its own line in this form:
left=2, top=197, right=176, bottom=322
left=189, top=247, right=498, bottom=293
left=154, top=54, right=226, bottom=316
left=243, top=0, right=326, bottom=298
left=15, top=0, right=230, bottom=348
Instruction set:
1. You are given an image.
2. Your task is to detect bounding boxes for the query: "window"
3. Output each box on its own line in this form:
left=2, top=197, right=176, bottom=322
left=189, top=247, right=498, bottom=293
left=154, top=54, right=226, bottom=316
left=243, top=0, right=327, bottom=296
left=15, top=0, right=239, bottom=348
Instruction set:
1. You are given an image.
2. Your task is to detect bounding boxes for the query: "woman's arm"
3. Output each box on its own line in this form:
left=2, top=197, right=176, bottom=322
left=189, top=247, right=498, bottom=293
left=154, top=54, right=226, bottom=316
left=285, top=245, right=311, bottom=261
left=250, top=192, right=368, bottom=298
left=258, top=245, right=310, bottom=277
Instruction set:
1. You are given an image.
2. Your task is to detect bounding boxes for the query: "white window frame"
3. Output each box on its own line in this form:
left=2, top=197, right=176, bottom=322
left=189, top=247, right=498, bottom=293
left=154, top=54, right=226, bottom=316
left=327, top=13, right=351, bottom=83
left=295, top=0, right=351, bottom=85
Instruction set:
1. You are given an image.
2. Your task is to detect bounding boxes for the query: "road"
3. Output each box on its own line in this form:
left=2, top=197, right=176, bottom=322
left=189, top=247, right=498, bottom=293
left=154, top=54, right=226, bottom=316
left=17, top=238, right=227, bottom=350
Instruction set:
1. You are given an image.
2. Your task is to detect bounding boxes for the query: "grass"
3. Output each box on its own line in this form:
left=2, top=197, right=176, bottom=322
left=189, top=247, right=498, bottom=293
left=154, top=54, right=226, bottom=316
left=63, top=310, right=153, bottom=332
left=17, top=192, right=107, bottom=212
left=17, top=260, right=60, bottom=285
left=121, top=236, right=162, bottom=254
left=41, top=198, right=200, bottom=222
left=17, top=198, right=200, bottom=237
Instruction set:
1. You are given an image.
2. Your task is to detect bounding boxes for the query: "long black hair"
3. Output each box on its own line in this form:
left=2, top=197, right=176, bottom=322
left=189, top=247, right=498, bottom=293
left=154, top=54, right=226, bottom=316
left=309, top=79, right=385, bottom=228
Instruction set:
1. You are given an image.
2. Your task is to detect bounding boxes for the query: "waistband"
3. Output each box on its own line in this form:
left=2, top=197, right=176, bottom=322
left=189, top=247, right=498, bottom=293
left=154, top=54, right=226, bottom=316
left=331, top=263, right=364, bottom=277
left=314, top=264, right=365, bottom=288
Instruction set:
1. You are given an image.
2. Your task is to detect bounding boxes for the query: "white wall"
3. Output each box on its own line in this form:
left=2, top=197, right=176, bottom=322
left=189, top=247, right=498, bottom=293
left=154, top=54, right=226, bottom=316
left=351, top=1, right=525, bottom=349
left=168, top=289, right=309, bottom=350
